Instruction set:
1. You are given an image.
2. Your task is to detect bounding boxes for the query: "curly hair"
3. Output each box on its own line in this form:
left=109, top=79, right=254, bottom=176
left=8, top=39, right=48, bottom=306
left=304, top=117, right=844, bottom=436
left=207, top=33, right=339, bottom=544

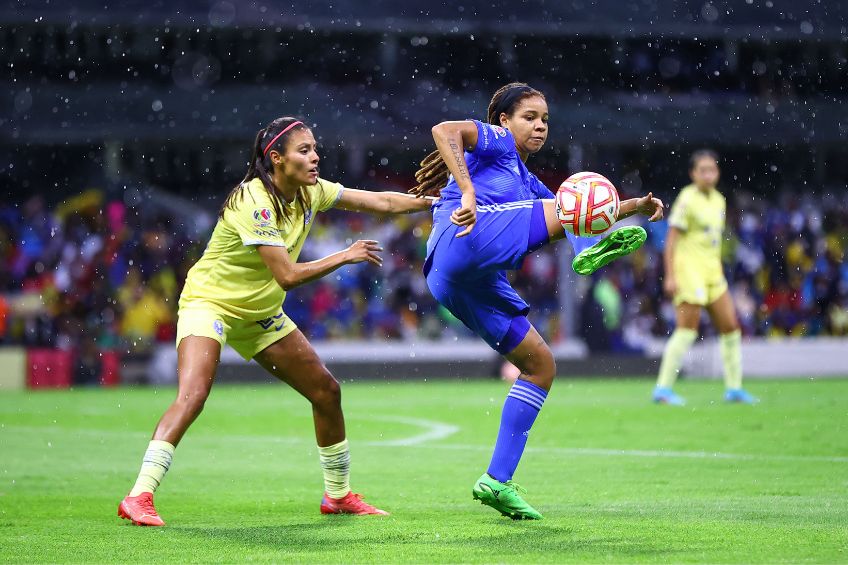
left=410, top=82, right=545, bottom=198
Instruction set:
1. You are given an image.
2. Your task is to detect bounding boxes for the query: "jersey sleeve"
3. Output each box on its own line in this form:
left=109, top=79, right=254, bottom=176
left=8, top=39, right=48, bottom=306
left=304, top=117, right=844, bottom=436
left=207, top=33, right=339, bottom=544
left=668, top=189, right=691, bottom=231
left=226, top=185, right=287, bottom=247
left=313, top=178, right=345, bottom=212
left=470, top=120, right=515, bottom=160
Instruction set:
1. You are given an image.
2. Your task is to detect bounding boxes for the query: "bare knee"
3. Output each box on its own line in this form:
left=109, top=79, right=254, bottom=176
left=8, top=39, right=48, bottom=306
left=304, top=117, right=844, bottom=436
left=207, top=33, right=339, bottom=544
left=531, top=356, right=556, bottom=391
left=310, top=369, right=341, bottom=410
left=174, top=386, right=210, bottom=419
left=513, top=347, right=556, bottom=391
left=714, top=310, right=740, bottom=334
left=720, top=321, right=740, bottom=334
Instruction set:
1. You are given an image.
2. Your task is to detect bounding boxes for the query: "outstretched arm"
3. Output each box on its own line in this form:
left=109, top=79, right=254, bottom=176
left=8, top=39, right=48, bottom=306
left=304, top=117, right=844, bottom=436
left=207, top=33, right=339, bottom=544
left=619, top=192, right=665, bottom=222
left=335, top=188, right=436, bottom=216
left=431, top=120, right=479, bottom=237
left=257, top=240, right=383, bottom=291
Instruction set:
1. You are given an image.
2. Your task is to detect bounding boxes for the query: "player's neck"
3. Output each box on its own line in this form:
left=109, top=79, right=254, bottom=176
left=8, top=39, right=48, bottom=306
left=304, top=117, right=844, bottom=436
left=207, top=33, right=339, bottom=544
left=272, top=173, right=299, bottom=203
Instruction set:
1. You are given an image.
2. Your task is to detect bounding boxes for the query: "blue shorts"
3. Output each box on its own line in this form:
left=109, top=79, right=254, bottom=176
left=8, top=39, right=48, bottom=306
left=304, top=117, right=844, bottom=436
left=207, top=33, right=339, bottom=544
left=424, top=200, right=549, bottom=354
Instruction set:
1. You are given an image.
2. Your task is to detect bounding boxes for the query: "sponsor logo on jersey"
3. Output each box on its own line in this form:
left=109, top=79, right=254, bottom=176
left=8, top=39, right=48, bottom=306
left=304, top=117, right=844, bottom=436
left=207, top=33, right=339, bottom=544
left=252, top=227, right=281, bottom=239
left=213, top=319, right=224, bottom=336
left=304, top=209, right=313, bottom=226
left=253, top=208, right=273, bottom=227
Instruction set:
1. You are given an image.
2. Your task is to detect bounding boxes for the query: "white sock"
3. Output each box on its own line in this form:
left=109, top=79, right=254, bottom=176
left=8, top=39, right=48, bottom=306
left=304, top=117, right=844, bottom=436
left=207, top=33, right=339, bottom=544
left=318, top=439, right=350, bottom=499
left=129, top=440, right=175, bottom=497
left=657, top=328, right=697, bottom=388
left=719, top=330, right=743, bottom=390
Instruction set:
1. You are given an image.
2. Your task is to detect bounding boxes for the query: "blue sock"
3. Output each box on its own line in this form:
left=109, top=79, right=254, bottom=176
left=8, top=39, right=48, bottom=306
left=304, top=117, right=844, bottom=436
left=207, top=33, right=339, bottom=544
left=566, top=231, right=601, bottom=255
left=487, top=379, right=548, bottom=482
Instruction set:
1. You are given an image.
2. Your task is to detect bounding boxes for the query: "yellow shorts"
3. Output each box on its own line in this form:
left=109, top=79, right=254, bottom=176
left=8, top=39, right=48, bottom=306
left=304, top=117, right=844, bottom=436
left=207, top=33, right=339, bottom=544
left=674, top=270, right=728, bottom=307
left=176, top=303, right=297, bottom=360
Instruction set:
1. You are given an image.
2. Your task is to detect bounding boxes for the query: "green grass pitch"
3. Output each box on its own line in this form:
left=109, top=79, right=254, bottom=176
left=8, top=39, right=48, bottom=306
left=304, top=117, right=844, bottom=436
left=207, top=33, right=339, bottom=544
left=1, top=378, right=846, bottom=563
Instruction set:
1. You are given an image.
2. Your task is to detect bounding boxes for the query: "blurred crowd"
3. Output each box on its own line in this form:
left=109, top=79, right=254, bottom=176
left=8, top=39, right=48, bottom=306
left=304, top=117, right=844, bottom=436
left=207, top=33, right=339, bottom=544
left=0, top=192, right=200, bottom=378
left=1, top=189, right=847, bottom=364
left=590, top=192, right=848, bottom=352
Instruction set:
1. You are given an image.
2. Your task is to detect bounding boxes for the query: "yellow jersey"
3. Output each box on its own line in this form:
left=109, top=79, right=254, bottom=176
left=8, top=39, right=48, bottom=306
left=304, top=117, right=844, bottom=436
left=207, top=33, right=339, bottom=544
left=667, top=183, right=725, bottom=279
left=179, top=177, right=344, bottom=320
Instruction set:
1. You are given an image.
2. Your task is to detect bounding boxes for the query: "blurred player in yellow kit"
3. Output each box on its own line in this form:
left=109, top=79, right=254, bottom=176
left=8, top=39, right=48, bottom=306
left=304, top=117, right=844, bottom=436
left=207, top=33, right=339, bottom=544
left=653, top=149, right=758, bottom=405
left=118, top=116, right=434, bottom=526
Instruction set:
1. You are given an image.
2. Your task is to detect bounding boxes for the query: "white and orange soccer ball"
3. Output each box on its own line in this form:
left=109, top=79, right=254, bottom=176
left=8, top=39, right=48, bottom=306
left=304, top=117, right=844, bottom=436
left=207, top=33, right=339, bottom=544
left=555, top=171, right=620, bottom=236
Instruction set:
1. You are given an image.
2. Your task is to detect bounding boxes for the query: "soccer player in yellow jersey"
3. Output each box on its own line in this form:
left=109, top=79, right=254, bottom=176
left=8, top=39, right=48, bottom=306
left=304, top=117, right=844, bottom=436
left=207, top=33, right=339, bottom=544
left=653, top=150, right=757, bottom=406
left=118, top=117, right=434, bottom=526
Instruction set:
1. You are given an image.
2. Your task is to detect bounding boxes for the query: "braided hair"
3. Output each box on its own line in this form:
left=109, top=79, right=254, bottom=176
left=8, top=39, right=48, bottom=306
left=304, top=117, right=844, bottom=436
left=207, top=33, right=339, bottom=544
left=220, top=116, right=313, bottom=224
left=410, top=82, right=545, bottom=198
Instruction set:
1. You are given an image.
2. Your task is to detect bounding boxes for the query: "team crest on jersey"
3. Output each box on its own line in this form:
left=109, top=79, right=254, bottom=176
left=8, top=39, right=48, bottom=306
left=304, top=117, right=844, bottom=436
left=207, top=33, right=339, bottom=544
left=491, top=125, right=507, bottom=138
left=212, top=319, right=224, bottom=336
left=253, top=208, right=273, bottom=227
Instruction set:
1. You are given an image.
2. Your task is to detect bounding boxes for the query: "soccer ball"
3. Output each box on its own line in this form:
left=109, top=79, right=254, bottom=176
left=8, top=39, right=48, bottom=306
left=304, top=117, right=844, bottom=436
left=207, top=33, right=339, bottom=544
left=555, top=171, right=620, bottom=236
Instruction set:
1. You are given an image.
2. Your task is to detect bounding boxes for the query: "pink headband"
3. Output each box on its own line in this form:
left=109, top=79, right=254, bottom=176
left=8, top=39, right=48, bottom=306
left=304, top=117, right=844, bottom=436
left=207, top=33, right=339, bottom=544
left=262, top=121, right=304, bottom=156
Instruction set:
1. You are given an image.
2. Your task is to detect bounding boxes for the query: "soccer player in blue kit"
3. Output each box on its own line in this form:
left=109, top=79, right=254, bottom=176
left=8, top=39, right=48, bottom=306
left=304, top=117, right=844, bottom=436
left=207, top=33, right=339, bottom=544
left=412, top=83, right=664, bottom=519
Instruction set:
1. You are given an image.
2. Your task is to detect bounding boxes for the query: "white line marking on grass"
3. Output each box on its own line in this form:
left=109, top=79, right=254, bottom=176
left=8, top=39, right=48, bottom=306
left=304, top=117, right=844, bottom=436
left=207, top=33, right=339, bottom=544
left=5, top=424, right=844, bottom=463
left=544, top=446, right=848, bottom=463
left=406, top=443, right=848, bottom=464
left=360, top=416, right=460, bottom=446
left=2, top=415, right=461, bottom=448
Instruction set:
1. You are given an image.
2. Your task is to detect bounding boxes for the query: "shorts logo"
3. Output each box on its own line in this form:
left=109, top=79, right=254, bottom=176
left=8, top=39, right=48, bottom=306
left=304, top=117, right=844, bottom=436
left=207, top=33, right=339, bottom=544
left=253, top=208, right=273, bottom=227
left=212, top=320, right=224, bottom=336
left=257, top=312, right=286, bottom=332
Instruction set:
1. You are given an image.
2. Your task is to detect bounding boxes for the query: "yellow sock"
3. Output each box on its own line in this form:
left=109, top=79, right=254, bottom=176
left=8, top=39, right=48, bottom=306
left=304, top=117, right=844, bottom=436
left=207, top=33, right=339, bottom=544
left=719, top=330, right=743, bottom=390
left=657, top=328, right=697, bottom=388
left=318, top=439, right=350, bottom=499
left=129, top=440, right=175, bottom=497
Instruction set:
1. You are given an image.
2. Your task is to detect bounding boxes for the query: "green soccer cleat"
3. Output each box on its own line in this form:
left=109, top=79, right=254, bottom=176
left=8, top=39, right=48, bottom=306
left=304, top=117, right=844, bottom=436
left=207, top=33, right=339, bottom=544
left=571, top=226, right=648, bottom=276
left=472, top=473, right=544, bottom=520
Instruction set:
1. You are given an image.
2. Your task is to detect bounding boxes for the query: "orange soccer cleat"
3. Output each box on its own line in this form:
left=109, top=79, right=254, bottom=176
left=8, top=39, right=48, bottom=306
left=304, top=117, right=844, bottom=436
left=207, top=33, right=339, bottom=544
left=118, top=492, right=166, bottom=526
left=319, top=492, right=389, bottom=516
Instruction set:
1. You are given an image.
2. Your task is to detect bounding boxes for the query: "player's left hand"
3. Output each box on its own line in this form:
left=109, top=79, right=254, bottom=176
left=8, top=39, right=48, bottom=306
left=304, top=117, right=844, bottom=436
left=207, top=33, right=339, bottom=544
left=452, top=191, right=477, bottom=237
left=636, top=192, right=664, bottom=222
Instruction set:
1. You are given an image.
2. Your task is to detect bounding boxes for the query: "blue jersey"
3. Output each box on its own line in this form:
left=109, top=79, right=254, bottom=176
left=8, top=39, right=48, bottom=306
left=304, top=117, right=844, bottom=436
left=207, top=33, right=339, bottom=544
left=424, top=119, right=595, bottom=355
left=434, top=120, right=554, bottom=210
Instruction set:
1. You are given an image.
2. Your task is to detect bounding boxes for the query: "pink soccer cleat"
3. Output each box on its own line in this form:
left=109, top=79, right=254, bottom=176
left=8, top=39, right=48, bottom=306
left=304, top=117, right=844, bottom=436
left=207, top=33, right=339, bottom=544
left=118, top=492, right=166, bottom=526
left=320, top=492, right=389, bottom=516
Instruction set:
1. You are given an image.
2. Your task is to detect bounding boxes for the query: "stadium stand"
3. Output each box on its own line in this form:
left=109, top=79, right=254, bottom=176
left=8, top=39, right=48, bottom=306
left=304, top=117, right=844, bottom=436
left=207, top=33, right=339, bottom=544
left=2, top=0, right=846, bottom=383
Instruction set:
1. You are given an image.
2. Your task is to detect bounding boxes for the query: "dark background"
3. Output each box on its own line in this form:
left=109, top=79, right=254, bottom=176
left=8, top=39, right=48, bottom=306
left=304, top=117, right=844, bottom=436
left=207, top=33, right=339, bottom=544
left=4, top=0, right=847, bottom=206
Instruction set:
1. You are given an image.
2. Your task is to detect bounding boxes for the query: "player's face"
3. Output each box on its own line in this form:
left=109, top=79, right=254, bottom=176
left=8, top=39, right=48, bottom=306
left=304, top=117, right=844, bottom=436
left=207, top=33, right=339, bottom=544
left=500, top=95, right=549, bottom=156
left=271, top=128, right=320, bottom=185
left=690, top=157, right=720, bottom=189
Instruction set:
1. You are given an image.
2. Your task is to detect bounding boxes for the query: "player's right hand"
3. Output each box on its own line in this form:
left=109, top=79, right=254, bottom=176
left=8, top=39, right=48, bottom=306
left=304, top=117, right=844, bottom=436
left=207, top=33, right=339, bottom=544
left=452, top=191, right=477, bottom=237
left=345, top=240, right=383, bottom=266
left=663, top=276, right=677, bottom=297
